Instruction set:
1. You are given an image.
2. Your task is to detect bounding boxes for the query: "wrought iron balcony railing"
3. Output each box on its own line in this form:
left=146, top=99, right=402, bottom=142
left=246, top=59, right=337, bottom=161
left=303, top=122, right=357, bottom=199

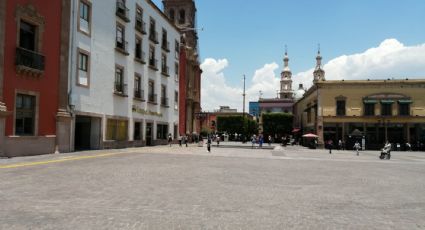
left=15, top=47, right=45, bottom=71
left=116, top=1, right=130, bottom=22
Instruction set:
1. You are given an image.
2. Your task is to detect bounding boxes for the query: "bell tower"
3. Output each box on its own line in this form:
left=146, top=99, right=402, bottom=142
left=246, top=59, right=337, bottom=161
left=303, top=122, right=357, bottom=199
left=163, top=0, right=198, bottom=49
left=279, top=47, right=293, bottom=99
left=313, top=46, right=325, bottom=83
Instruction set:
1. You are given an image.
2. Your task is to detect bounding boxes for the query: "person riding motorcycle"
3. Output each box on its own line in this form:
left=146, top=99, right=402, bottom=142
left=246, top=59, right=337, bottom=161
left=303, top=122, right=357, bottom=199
left=380, top=141, right=392, bottom=160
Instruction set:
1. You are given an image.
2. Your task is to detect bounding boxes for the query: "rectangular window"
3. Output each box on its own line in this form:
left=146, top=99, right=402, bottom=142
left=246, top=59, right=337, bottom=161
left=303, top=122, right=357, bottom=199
left=79, top=0, right=91, bottom=35
left=77, top=50, right=89, bottom=86
left=148, top=80, right=155, bottom=103
left=175, top=40, right=179, bottom=59
left=336, top=100, right=346, bottom=116
left=399, top=103, right=410, bottom=116
left=149, top=18, right=157, bottom=42
left=162, top=28, right=168, bottom=51
left=134, top=122, right=142, bottom=140
left=19, top=20, right=36, bottom=51
left=149, top=46, right=156, bottom=67
left=364, top=103, right=375, bottom=116
left=115, top=66, right=125, bottom=93
left=135, top=37, right=143, bottom=60
left=174, top=91, right=178, bottom=110
left=106, top=119, right=128, bottom=141
left=173, top=124, right=178, bottom=139
left=15, top=94, right=36, bottom=136
left=161, top=85, right=167, bottom=106
left=134, top=75, right=142, bottom=99
left=161, top=53, right=167, bottom=74
left=116, top=24, right=125, bottom=49
left=381, top=103, right=392, bottom=116
left=135, top=6, right=144, bottom=32
left=156, top=124, right=168, bottom=140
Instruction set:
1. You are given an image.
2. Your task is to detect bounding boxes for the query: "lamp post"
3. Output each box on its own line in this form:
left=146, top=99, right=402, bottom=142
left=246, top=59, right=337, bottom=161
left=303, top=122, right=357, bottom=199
left=242, top=74, right=246, bottom=142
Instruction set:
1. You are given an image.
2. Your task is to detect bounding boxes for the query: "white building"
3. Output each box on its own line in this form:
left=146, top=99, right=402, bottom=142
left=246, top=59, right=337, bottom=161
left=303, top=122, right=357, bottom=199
left=68, top=0, right=180, bottom=150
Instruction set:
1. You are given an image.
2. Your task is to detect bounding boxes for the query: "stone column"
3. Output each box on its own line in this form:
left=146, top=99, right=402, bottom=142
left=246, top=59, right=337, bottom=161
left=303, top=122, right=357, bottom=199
left=56, top=0, right=72, bottom=153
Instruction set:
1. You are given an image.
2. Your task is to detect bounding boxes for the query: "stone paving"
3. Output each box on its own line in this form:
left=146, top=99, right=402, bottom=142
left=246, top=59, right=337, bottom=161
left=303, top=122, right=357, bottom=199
left=1, top=144, right=425, bottom=229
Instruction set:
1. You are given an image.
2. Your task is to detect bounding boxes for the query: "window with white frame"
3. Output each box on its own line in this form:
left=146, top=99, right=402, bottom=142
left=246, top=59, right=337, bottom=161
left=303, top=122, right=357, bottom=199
left=79, top=0, right=91, bottom=35
left=77, top=49, right=89, bottom=86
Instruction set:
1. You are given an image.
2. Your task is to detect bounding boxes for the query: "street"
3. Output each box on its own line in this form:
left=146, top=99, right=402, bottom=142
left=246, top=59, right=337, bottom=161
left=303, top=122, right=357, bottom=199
left=1, top=144, right=425, bottom=229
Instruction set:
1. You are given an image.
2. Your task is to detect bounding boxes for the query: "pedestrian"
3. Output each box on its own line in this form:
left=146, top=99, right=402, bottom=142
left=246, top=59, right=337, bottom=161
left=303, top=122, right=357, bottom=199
left=251, top=135, right=256, bottom=149
left=216, top=134, right=220, bottom=147
left=184, top=135, right=188, bottom=147
left=328, top=139, right=333, bottom=154
left=341, top=140, right=345, bottom=150
left=207, top=135, right=212, bottom=152
left=353, top=141, right=361, bottom=156
left=178, top=135, right=182, bottom=147
left=268, top=135, right=272, bottom=146
left=406, top=142, right=411, bottom=151
left=259, top=135, right=263, bottom=148
left=168, top=133, right=172, bottom=147
left=338, top=139, right=342, bottom=150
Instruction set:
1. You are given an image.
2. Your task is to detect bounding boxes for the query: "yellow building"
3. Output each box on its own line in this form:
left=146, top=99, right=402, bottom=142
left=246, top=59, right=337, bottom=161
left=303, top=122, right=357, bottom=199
left=294, top=52, right=425, bottom=150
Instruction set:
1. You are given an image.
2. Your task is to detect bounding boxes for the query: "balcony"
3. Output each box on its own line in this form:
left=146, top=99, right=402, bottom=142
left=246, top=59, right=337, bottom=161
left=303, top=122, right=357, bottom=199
left=134, top=89, right=144, bottom=101
left=149, top=30, right=159, bottom=44
left=15, top=47, right=45, bottom=75
left=115, top=39, right=129, bottom=56
left=114, top=82, right=128, bottom=97
left=148, top=94, right=157, bottom=104
left=116, top=1, right=130, bottom=22
left=161, top=40, right=170, bottom=52
left=134, top=51, right=146, bottom=64
left=148, top=58, right=158, bottom=71
left=161, top=66, right=169, bottom=76
left=135, top=17, right=146, bottom=34
left=161, top=97, right=169, bottom=107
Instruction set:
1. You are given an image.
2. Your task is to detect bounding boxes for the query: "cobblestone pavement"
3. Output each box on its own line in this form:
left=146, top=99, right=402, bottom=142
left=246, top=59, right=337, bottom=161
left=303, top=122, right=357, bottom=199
left=1, top=144, right=425, bottom=229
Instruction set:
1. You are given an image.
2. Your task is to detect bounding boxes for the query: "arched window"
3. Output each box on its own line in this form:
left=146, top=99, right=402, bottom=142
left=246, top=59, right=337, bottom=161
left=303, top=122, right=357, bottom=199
left=169, top=9, right=175, bottom=22
left=179, top=9, right=185, bottom=24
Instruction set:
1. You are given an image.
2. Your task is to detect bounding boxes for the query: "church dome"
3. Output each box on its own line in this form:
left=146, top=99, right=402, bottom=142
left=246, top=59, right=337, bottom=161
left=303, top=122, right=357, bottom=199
left=294, top=84, right=306, bottom=99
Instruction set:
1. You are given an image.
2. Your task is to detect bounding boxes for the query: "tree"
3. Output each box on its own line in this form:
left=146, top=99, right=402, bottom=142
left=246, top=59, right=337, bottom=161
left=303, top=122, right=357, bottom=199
left=216, top=116, right=244, bottom=134
left=262, top=113, right=293, bottom=137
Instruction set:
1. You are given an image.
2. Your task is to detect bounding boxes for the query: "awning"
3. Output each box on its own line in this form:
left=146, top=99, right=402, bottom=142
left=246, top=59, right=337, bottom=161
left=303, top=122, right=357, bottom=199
left=292, top=128, right=300, bottom=133
left=302, top=133, right=318, bottom=138
left=398, top=99, right=412, bottom=104
left=363, top=99, right=378, bottom=104
left=381, top=100, right=394, bottom=104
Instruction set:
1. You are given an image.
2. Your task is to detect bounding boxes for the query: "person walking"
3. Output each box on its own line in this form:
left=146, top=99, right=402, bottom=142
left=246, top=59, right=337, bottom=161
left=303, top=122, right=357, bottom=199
left=328, top=139, right=333, bottom=154
left=268, top=135, right=272, bottom=146
left=184, top=135, right=188, bottom=147
left=251, top=135, right=256, bottom=149
left=207, top=135, right=212, bottom=152
left=353, top=141, right=361, bottom=156
left=338, top=139, right=342, bottom=150
left=216, top=134, right=220, bottom=147
left=168, top=133, right=172, bottom=147
left=178, top=135, right=182, bottom=147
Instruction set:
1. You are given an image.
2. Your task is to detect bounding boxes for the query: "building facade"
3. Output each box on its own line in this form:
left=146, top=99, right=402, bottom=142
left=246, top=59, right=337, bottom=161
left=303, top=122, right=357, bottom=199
left=0, top=0, right=69, bottom=157
left=294, top=53, right=425, bottom=150
left=163, top=0, right=202, bottom=138
left=65, top=0, right=181, bottom=151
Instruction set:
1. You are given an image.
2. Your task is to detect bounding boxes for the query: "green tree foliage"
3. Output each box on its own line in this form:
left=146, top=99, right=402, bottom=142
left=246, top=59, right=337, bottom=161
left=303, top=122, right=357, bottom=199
left=262, top=113, right=293, bottom=136
left=217, top=116, right=259, bottom=135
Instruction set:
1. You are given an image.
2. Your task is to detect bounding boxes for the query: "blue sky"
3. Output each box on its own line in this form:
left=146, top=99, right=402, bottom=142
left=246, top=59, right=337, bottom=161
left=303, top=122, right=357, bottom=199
left=153, top=0, right=425, bottom=111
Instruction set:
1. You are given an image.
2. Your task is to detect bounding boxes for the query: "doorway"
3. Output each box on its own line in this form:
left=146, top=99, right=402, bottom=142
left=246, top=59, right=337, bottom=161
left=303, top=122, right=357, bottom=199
left=74, top=116, right=101, bottom=151
left=146, top=122, right=153, bottom=146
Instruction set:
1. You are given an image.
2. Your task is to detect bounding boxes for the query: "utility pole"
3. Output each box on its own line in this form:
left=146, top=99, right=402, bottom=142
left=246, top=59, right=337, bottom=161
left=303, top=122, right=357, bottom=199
left=242, top=74, right=246, bottom=142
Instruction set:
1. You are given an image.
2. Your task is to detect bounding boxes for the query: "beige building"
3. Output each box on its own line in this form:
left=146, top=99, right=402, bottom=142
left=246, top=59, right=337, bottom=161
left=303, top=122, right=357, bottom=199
left=294, top=52, right=425, bottom=150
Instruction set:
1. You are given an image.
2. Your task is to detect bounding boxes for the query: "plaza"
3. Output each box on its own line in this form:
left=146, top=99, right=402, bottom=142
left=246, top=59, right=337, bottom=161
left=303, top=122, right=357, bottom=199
left=1, top=144, right=425, bottom=229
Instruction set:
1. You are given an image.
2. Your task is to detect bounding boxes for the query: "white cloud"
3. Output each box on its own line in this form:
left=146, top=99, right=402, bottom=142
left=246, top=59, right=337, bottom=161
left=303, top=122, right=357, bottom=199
left=293, top=39, right=425, bottom=89
left=201, top=39, right=425, bottom=112
left=200, top=59, right=280, bottom=111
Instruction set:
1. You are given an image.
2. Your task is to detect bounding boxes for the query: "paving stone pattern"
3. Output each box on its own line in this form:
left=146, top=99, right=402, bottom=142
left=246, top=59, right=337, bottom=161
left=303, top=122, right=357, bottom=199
left=1, top=144, right=425, bottom=229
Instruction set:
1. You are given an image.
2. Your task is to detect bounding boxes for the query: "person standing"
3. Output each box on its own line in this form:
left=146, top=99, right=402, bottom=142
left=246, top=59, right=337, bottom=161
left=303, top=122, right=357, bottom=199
left=268, top=135, right=272, bottom=146
left=216, top=134, right=220, bottom=147
left=168, top=133, right=172, bottom=147
left=338, top=139, right=342, bottom=150
left=353, top=141, right=361, bottom=156
left=184, top=135, right=188, bottom=147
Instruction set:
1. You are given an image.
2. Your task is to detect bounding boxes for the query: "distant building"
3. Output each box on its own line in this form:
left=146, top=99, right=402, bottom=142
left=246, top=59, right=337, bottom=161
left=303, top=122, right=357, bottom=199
left=293, top=51, right=425, bottom=150
left=198, top=106, right=253, bottom=133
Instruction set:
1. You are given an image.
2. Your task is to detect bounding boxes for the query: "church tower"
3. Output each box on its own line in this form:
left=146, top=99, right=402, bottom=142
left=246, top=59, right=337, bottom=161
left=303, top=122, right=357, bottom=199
left=162, top=0, right=198, bottom=50
left=279, top=48, right=293, bottom=99
left=313, top=48, right=325, bottom=83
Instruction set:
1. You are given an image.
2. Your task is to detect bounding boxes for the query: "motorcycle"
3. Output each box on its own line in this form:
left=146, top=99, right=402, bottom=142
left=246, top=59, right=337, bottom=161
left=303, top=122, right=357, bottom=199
left=379, top=144, right=391, bottom=160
